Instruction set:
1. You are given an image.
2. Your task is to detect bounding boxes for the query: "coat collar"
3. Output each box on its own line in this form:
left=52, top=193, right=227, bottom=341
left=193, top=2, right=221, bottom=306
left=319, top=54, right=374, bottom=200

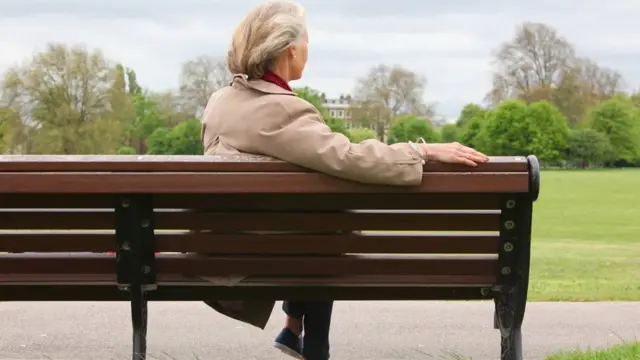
left=231, top=74, right=296, bottom=96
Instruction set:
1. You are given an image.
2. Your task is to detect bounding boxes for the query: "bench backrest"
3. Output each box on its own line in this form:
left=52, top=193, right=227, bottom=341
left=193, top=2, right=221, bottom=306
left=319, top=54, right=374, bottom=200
left=0, top=154, right=539, bottom=301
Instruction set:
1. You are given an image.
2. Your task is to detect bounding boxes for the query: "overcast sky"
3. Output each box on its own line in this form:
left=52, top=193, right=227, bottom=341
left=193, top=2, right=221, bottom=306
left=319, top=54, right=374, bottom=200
left=1, top=0, right=639, bottom=120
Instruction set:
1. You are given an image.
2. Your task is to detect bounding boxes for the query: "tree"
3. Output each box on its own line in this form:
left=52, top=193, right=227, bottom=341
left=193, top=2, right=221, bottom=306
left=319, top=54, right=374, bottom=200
left=149, top=90, right=193, bottom=126
left=460, top=116, right=488, bottom=151
left=325, top=117, right=350, bottom=138
left=117, top=146, right=137, bottom=155
left=567, top=129, right=614, bottom=167
left=456, top=103, right=487, bottom=129
left=460, top=116, right=485, bottom=150
left=178, top=56, right=231, bottom=118
left=352, top=64, right=433, bottom=140
left=165, top=119, right=204, bottom=155
left=1, top=43, right=123, bottom=154
left=110, top=64, right=130, bottom=113
left=146, top=119, right=203, bottom=155
left=294, top=87, right=351, bottom=138
left=487, top=22, right=626, bottom=126
left=630, top=91, right=640, bottom=108
left=456, top=104, right=488, bottom=149
left=585, top=96, right=640, bottom=164
left=387, top=115, right=439, bottom=144
left=553, top=58, right=624, bottom=125
left=0, top=106, right=24, bottom=153
left=104, top=66, right=167, bottom=154
left=440, top=123, right=459, bottom=143
left=526, top=101, right=570, bottom=162
left=294, top=87, right=330, bottom=119
left=347, top=100, right=388, bottom=140
left=146, top=127, right=172, bottom=155
left=572, top=58, right=623, bottom=100
left=128, top=92, right=167, bottom=153
left=479, top=100, right=530, bottom=155
left=487, top=22, right=575, bottom=106
left=347, top=127, right=377, bottom=143
left=126, top=68, right=142, bottom=96
left=480, top=100, right=570, bottom=160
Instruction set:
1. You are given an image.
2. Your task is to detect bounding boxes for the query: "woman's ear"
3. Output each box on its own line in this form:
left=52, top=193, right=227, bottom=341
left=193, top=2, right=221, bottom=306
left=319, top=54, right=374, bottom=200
left=288, top=45, right=297, bottom=59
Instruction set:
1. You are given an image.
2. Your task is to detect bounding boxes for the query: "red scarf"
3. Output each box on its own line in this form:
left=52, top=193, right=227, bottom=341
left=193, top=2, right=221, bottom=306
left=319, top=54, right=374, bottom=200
left=262, top=70, right=292, bottom=92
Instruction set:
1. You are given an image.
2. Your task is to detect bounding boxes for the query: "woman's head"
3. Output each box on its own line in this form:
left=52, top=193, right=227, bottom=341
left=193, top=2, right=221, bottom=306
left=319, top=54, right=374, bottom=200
left=227, top=1, right=308, bottom=82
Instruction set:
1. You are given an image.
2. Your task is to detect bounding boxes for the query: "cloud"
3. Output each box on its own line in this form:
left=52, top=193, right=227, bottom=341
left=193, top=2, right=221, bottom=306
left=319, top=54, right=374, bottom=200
left=1, top=0, right=639, bottom=120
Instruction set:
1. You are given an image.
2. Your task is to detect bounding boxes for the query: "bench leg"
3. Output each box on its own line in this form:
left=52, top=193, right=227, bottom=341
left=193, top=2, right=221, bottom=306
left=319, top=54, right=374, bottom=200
left=494, top=192, right=533, bottom=360
left=131, top=286, right=149, bottom=360
left=495, top=294, right=523, bottom=360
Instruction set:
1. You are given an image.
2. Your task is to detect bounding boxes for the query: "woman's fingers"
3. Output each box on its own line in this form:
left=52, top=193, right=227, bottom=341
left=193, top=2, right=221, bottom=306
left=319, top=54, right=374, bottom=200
left=455, top=145, right=489, bottom=163
left=460, top=146, right=488, bottom=160
left=431, top=143, right=487, bottom=167
left=455, top=155, right=478, bottom=167
left=472, top=150, right=489, bottom=161
left=466, top=153, right=488, bottom=163
left=450, top=148, right=484, bottom=167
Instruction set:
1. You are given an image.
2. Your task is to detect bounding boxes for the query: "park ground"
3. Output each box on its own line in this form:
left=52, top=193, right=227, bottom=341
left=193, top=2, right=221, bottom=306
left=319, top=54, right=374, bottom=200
left=546, top=342, right=640, bottom=360
left=531, top=169, right=640, bottom=358
left=529, top=169, right=640, bottom=302
left=2, top=301, right=638, bottom=360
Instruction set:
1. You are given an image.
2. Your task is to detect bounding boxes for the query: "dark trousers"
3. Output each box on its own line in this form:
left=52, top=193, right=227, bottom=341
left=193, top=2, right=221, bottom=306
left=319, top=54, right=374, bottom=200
left=282, top=300, right=333, bottom=360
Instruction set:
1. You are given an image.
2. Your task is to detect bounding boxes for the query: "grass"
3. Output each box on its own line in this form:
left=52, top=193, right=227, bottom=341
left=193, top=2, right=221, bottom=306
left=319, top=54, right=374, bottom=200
left=529, top=169, right=640, bottom=301
left=439, top=342, right=640, bottom=360
left=544, top=342, right=640, bottom=360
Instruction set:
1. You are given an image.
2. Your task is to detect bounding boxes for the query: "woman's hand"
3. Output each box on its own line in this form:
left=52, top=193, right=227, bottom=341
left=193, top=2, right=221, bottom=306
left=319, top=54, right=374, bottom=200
left=420, top=142, right=488, bottom=167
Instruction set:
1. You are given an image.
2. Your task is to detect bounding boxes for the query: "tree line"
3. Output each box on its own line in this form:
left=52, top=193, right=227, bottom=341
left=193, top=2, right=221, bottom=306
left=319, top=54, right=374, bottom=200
left=0, top=22, right=638, bottom=168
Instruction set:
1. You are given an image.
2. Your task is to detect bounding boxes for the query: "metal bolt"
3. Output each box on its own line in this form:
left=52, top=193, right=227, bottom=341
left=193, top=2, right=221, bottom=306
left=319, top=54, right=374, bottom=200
left=120, top=242, right=131, bottom=251
left=121, top=199, right=130, bottom=208
left=142, top=266, right=151, bottom=274
left=504, top=220, right=515, bottom=230
left=480, top=288, right=490, bottom=296
left=501, top=267, right=511, bottom=275
left=503, top=242, right=514, bottom=252
left=140, top=219, right=150, bottom=228
left=506, top=200, right=516, bottom=209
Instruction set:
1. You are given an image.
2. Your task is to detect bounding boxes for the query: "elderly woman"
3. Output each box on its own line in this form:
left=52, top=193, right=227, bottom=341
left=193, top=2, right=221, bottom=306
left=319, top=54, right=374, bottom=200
left=201, top=1, right=488, bottom=359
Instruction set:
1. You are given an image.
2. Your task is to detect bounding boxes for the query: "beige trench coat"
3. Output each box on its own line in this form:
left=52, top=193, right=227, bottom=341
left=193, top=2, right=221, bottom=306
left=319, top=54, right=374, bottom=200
left=199, top=74, right=425, bottom=329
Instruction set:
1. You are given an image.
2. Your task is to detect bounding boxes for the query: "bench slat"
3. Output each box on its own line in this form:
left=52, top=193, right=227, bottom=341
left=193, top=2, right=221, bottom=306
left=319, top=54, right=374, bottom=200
left=0, top=211, right=500, bottom=231
left=0, top=233, right=499, bottom=254
left=0, top=253, right=497, bottom=276
left=0, top=193, right=505, bottom=210
left=0, top=284, right=491, bottom=301
left=0, top=154, right=528, bottom=173
left=0, top=274, right=495, bottom=286
left=0, top=172, right=529, bottom=194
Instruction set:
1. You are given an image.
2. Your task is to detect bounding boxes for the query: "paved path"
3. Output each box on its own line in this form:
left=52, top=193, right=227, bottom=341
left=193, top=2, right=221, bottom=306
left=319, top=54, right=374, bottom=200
left=0, top=301, right=638, bottom=360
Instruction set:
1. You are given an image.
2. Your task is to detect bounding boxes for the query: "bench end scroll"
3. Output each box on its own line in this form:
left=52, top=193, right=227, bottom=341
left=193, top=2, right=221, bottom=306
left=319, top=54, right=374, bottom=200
left=526, top=155, right=540, bottom=202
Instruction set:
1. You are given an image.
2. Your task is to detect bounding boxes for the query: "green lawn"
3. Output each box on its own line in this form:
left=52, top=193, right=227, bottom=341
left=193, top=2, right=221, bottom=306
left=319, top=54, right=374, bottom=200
left=545, top=342, right=640, bottom=360
left=530, top=169, right=640, bottom=301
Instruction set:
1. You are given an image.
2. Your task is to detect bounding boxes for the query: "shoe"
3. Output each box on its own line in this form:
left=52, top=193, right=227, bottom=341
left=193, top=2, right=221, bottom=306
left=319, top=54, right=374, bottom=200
left=274, top=328, right=304, bottom=359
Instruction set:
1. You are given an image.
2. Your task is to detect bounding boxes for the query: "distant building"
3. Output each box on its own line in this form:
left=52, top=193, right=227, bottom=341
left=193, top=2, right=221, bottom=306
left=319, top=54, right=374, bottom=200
left=320, top=93, right=377, bottom=130
left=321, top=93, right=351, bottom=120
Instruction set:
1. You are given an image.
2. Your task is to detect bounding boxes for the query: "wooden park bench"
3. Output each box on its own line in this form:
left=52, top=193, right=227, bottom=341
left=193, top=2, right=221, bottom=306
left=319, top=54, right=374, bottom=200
left=0, top=154, right=540, bottom=360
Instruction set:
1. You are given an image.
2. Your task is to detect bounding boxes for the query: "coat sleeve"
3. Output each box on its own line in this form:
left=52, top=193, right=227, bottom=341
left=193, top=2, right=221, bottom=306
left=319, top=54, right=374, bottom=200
left=254, top=98, right=424, bottom=186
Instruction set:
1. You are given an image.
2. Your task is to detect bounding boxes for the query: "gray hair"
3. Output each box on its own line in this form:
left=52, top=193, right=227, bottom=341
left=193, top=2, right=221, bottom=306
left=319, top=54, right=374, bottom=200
left=227, top=1, right=306, bottom=79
